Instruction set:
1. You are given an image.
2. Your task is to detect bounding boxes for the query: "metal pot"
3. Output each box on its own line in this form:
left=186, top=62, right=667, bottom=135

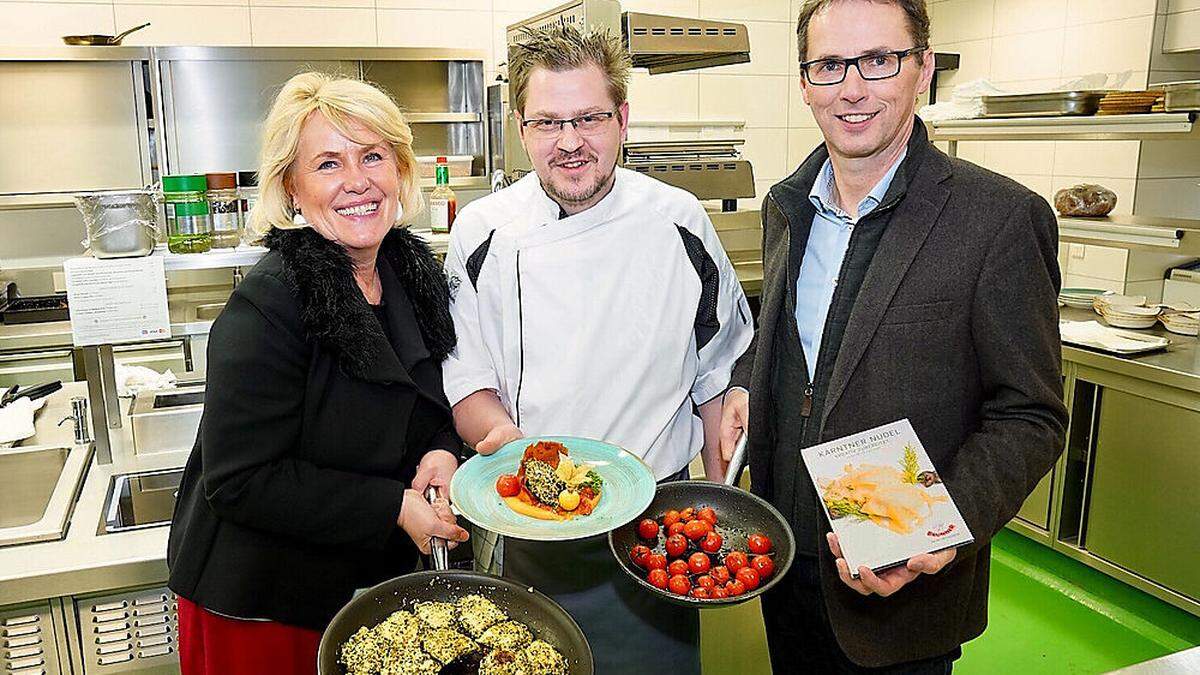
left=62, top=22, right=150, bottom=46
left=317, top=489, right=595, bottom=674
left=75, top=190, right=159, bottom=258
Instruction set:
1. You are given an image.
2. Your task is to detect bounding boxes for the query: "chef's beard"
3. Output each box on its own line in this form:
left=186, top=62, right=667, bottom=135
left=542, top=154, right=618, bottom=211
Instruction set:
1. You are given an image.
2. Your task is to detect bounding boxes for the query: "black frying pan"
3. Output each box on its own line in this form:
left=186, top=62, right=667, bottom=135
left=607, top=439, right=796, bottom=607
left=62, top=22, right=150, bottom=45
left=318, top=490, right=594, bottom=674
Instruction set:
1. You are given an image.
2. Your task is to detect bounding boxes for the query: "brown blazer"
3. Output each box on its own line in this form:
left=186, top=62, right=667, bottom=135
left=731, top=120, right=1068, bottom=667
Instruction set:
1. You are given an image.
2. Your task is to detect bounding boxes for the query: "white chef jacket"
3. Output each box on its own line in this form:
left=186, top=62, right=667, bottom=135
left=442, top=168, right=753, bottom=478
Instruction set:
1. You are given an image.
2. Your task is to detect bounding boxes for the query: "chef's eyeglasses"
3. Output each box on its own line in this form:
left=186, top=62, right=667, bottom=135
left=801, top=46, right=927, bottom=85
left=519, top=110, right=619, bottom=137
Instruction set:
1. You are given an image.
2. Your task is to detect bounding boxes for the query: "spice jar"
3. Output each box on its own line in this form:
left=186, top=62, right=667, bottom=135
left=162, top=174, right=212, bottom=254
left=237, top=171, right=259, bottom=244
left=207, top=172, right=241, bottom=249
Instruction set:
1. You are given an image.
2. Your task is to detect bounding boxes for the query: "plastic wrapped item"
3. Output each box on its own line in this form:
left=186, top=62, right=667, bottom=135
left=1054, top=184, right=1118, bottom=217
left=74, top=189, right=161, bottom=258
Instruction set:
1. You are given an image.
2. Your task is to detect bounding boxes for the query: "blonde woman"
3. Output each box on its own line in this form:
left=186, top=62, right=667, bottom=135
left=166, top=72, right=468, bottom=675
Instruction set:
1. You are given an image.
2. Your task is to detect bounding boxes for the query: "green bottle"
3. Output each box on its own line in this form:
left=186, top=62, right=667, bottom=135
left=162, top=174, right=213, bottom=254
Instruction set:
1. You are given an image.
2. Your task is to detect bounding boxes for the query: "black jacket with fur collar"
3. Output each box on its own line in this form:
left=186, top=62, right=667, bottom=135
left=167, top=226, right=460, bottom=630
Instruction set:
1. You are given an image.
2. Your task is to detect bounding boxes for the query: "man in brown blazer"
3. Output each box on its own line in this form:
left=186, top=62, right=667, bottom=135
left=720, top=0, right=1068, bottom=671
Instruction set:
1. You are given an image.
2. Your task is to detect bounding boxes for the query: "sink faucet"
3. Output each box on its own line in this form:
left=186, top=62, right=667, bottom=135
left=59, top=396, right=93, bottom=446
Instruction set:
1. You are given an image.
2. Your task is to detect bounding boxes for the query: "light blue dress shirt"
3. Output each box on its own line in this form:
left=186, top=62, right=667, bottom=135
left=794, top=151, right=906, bottom=380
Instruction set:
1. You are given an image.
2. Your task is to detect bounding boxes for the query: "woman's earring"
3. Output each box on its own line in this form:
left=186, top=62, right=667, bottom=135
left=292, top=207, right=306, bottom=226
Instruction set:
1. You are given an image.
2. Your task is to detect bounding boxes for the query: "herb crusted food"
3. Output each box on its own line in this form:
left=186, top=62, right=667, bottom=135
left=338, top=596, right=568, bottom=674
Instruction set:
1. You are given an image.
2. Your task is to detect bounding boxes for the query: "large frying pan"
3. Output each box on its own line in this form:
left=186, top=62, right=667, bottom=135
left=318, top=489, right=594, bottom=674
left=608, top=437, right=796, bottom=607
left=62, top=22, right=150, bottom=45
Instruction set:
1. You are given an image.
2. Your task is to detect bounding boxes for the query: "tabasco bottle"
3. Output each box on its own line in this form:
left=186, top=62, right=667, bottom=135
left=429, top=157, right=457, bottom=233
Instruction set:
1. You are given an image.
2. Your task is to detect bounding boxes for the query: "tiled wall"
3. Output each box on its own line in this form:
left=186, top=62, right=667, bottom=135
left=0, top=0, right=807, bottom=211
left=931, top=0, right=1200, bottom=291
left=3, top=0, right=1197, bottom=286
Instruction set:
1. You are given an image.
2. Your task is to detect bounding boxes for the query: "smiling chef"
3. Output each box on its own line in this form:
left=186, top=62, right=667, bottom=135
left=440, top=23, right=753, bottom=675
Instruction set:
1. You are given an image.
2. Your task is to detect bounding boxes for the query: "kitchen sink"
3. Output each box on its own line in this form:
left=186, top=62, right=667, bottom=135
left=0, top=443, right=92, bottom=547
left=0, top=447, right=68, bottom=528
left=99, top=468, right=183, bottom=535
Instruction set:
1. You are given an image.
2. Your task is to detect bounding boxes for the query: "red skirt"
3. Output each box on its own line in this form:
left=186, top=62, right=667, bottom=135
left=177, top=595, right=322, bottom=675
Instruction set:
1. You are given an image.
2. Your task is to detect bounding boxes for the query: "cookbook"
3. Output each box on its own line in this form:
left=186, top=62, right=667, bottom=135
left=801, top=419, right=974, bottom=577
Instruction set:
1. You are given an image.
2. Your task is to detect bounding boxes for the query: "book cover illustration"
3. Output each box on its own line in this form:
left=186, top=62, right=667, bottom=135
left=801, top=419, right=974, bottom=576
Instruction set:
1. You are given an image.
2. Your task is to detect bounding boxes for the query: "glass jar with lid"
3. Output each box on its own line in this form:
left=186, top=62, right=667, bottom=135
left=162, top=174, right=212, bottom=254
left=237, top=170, right=259, bottom=244
left=206, top=172, right=241, bottom=249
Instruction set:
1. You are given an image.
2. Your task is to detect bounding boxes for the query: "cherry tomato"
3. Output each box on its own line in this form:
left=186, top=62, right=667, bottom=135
left=751, top=555, right=775, bottom=580
left=710, top=585, right=728, bottom=599
left=736, top=566, right=760, bottom=591
left=748, top=533, right=773, bottom=555
left=688, top=551, right=711, bottom=575
left=690, top=587, right=711, bottom=599
left=725, top=579, right=746, bottom=597
left=668, top=574, right=692, bottom=596
left=662, top=509, right=681, bottom=528
left=679, top=507, right=696, bottom=522
left=668, top=560, right=690, bottom=577
left=638, top=518, right=660, bottom=540
left=495, top=474, right=521, bottom=498
left=629, top=545, right=651, bottom=568
left=647, top=568, right=669, bottom=589
left=725, top=551, right=749, bottom=573
left=696, top=575, right=715, bottom=590
left=668, top=521, right=687, bottom=538
left=710, top=565, right=731, bottom=585
left=684, top=519, right=710, bottom=541
left=665, top=534, right=688, bottom=559
left=700, top=531, right=723, bottom=554
left=697, top=507, right=717, bottom=525
left=645, top=553, right=667, bottom=571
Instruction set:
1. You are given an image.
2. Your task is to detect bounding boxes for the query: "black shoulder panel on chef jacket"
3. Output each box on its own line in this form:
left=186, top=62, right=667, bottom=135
left=676, top=224, right=720, bottom=351
left=465, top=229, right=496, bottom=291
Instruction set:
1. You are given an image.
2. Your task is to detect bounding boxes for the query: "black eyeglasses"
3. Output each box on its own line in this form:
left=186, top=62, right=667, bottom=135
left=519, top=110, right=619, bottom=137
left=801, top=46, right=927, bottom=85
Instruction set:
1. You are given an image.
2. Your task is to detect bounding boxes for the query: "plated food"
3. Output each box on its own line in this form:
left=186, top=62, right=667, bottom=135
left=339, top=593, right=568, bottom=675
left=494, top=440, right=603, bottom=520
left=451, top=436, right=655, bottom=542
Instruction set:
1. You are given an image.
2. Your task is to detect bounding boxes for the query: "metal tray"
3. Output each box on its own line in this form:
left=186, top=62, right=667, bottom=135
left=0, top=295, right=69, bottom=324
left=1163, top=80, right=1200, bottom=112
left=983, top=91, right=1106, bottom=118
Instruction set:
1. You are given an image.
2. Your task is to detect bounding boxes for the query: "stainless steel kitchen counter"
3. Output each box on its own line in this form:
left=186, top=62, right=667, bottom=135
left=0, top=382, right=185, bottom=606
left=1060, top=306, right=1200, bottom=395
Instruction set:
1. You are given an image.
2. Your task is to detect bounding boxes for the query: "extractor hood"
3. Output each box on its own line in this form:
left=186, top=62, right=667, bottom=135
left=506, top=0, right=750, bottom=76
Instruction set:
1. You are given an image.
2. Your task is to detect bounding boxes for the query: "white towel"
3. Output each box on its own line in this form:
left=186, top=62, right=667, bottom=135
left=0, top=388, right=49, bottom=446
left=114, top=364, right=177, bottom=397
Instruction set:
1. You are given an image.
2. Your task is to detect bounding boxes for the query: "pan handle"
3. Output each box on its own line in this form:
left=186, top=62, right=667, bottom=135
left=425, top=487, right=450, bottom=571
left=723, top=434, right=748, bottom=486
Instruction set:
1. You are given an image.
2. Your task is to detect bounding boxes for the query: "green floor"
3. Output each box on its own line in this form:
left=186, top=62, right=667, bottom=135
left=700, top=529, right=1200, bottom=674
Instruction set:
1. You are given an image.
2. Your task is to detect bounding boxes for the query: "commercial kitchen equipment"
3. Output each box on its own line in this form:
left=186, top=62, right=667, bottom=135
left=128, top=384, right=204, bottom=455
left=623, top=139, right=755, bottom=211
left=99, top=468, right=184, bottom=535
left=498, top=0, right=752, bottom=181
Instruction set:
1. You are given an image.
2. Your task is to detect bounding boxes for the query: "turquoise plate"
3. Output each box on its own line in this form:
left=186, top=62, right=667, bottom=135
left=450, top=436, right=656, bottom=542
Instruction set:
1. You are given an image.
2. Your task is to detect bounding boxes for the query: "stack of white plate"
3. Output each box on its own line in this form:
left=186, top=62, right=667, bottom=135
left=1100, top=303, right=1160, bottom=329
left=1092, top=294, right=1146, bottom=314
left=1160, top=311, right=1199, bottom=336
left=1059, top=288, right=1111, bottom=309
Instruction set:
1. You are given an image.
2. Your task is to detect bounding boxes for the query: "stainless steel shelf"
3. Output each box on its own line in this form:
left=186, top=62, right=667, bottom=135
left=1058, top=214, right=1200, bottom=254
left=406, top=112, right=482, bottom=123
left=155, top=245, right=267, bottom=271
left=929, top=112, right=1199, bottom=141
left=418, top=175, right=490, bottom=190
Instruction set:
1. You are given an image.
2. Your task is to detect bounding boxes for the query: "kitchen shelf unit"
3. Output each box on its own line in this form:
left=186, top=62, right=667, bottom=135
left=928, top=112, right=1199, bottom=143
left=929, top=113, right=1200, bottom=252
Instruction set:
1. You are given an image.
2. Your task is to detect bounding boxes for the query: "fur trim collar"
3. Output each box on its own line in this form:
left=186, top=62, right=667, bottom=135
left=263, top=227, right=456, bottom=378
